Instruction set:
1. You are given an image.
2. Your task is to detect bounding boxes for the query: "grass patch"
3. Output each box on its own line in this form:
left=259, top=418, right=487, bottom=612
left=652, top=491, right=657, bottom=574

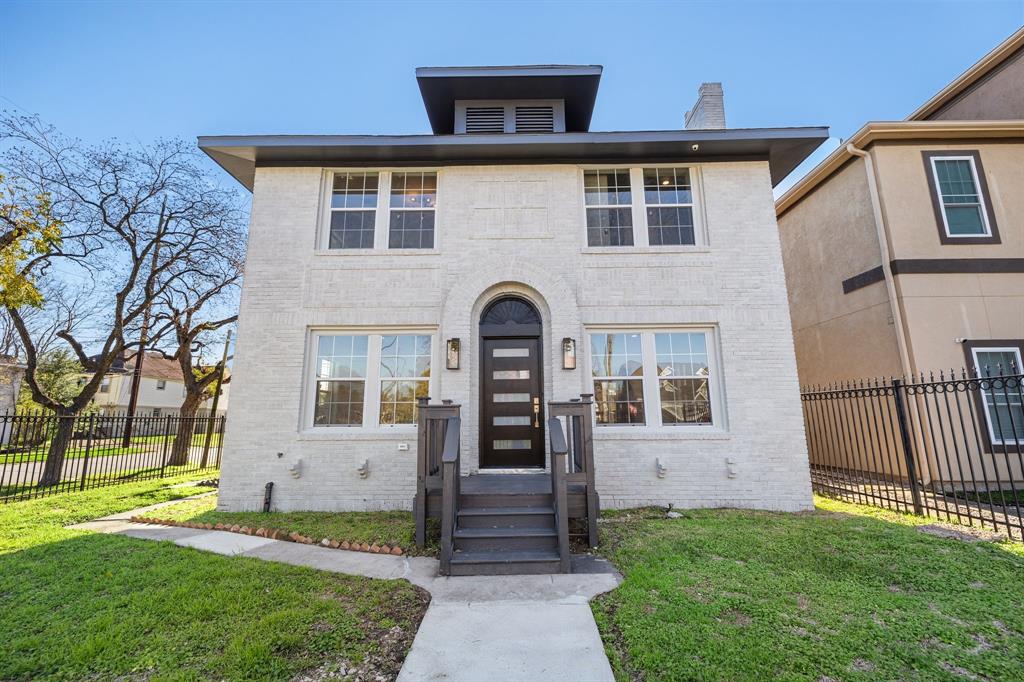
left=592, top=496, right=1024, bottom=681
left=0, top=475, right=429, bottom=680
left=154, top=494, right=436, bottom=555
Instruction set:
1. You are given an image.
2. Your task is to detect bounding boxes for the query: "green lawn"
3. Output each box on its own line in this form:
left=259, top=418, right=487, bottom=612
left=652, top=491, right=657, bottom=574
left=153, top=494, right=435, bottom=555
left=0, top=476, right=429, bottom=680
left=592, top=496, right=1024, bottom=682
left=0, top=432, right=222, bottom=465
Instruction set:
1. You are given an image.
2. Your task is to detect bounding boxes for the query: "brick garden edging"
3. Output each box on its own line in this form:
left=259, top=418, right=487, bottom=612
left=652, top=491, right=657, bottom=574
left=129, top=515, right=405, bottom=555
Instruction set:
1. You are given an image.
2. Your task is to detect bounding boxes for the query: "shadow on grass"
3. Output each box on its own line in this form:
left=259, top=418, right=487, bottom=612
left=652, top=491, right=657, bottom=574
left=592, top=502, right=1024, bottom=681
left=0, top=532, right=429, bottom=681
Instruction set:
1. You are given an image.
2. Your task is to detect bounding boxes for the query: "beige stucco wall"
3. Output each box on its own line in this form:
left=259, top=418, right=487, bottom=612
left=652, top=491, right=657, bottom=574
left=926, top=48, right=1024, bottom=121
left=777, top=157, right=902, bottom=386
left=219, top=161, right=812, bottom=513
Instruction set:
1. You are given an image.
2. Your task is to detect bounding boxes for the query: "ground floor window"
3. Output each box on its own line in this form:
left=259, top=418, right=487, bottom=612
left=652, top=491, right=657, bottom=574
left=967, top=342, right=1024, bottom=446
left=310, top=330, right=434, bottom=428
left=588, top=329, right=717, bottom=428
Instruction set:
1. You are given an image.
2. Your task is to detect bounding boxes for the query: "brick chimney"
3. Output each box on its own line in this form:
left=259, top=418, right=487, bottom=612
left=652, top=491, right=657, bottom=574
left=684, top=82, right=726, bottom=129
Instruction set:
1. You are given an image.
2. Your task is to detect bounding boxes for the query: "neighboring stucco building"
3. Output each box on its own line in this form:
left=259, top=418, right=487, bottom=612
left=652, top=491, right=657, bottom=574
left=777, top=27, right=1024, bottom=387
left=89, top=351, right=230, bottom=417
left=201, top=65, right=827, bottom=515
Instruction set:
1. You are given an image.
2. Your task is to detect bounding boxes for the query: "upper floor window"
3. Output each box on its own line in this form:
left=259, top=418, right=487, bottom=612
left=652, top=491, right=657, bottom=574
left=924, top=152, right=999, bottom=244
left=324, top=171, right=437, bottom=251
left=156, top=379, right=167, bottom=390
left=966, top=342, right=1023, bottom=448
left=99, top=377, right=111, bottom=393
left=584, top=167, right=702, bottom=248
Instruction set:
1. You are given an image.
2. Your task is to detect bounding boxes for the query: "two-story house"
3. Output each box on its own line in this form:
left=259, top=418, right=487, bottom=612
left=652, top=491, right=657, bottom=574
left=200, top=65, right=826, bottom=573
left=90, top=351, right=231, bottom=418
left=776, top=27, right=1023, bottom=448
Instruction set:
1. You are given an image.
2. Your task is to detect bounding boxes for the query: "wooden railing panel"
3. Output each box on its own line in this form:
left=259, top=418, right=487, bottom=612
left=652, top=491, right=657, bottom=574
left=547, top=417, right=571, bottom=573
left=549, top=394, right=599, bottom=547
left=439, top=415, right=461, bottom=575
left=415, top=398, right=460, bottom=548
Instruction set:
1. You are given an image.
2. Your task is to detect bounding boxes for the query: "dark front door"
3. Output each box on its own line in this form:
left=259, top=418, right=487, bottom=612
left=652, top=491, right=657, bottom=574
left=480, top=337, right=544, bottom=468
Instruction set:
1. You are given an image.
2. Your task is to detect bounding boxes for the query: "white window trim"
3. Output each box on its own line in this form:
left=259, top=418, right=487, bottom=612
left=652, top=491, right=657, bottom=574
left=584, top=326, right=727, bottom=434
left=301, top=327, right=440, bottom=434
left=928, top=155, right=992, bottom=239
left=316, top=168, right=443, bottom=254
left=971, top=346, right=1023, bottom=446
left=578, top=164, right=707, bottom=251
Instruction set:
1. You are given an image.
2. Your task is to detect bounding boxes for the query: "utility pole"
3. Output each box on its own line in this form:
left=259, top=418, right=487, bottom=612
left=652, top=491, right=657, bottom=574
left=122, top=199, right=165, bottom=447
left=200, top=329, right=231, bottom=467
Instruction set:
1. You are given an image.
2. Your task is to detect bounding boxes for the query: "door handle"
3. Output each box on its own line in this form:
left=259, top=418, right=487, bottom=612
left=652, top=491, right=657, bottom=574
left=533, top=397, right=540, bottom=428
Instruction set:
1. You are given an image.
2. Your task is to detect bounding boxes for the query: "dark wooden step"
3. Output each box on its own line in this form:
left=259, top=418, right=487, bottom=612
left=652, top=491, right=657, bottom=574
left=459, top=492, right=553, bottom=509
left=457, top=505, right=555, bottom=528
left=453, top=526, right=557, bottom=551
left=449, top=548, right=562, bottom=576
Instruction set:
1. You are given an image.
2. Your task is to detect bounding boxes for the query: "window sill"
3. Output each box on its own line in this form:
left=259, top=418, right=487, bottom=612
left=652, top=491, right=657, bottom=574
left=313, top=249, right=441, bottom=257
left=593, top=426, right=730, bottom=441
left=580, top=245, right=710, bottom=256
left=298, top=427, right=418, bottom=441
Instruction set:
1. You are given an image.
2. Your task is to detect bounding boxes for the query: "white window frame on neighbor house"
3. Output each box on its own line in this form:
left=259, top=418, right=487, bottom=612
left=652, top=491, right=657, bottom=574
left=969, top=345, right=1024, bottom=447
left=927, top=155, right=993, bottom=239
left=584, top=326, right=726, bottom=433
left=301, top=327, right=440, bottom=433
left=156, top=379, right=166, bottom=390
left=316, top=169, right=442, bottom=254
left=579, top=165, right=707, bottom=252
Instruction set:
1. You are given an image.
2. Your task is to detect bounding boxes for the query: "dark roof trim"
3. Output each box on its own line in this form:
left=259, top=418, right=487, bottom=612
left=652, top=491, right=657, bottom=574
left=416, top=64, right=602, bottom=134
left=199, top=127, right=829, bottom=191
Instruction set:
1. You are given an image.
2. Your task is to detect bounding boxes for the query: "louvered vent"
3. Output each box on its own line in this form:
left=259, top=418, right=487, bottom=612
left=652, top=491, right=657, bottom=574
left=464, top=107, right=506, bottom=133
left=514, top=106, right=555, bottom=133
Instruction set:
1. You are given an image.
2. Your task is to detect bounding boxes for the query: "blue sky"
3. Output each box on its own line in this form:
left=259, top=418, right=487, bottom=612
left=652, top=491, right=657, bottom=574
left=2, top=0, right=1022, bottom=194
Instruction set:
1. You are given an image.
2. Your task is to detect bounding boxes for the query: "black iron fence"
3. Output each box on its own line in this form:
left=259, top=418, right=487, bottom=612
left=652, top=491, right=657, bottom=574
left=0, top=410, right=225, bottom=503
left=802, top=369, right=1024, bottom=541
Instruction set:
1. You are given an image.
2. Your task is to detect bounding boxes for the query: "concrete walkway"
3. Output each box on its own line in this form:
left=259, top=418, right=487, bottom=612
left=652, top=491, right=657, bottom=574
left=72, top=500, right=622, bottom=682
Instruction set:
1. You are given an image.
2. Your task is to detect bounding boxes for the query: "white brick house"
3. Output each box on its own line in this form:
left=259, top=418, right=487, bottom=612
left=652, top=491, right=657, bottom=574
left=201, top=66, right=827, bottom=517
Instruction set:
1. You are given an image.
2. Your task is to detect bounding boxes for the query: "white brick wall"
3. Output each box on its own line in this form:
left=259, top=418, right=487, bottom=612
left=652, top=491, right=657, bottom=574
left=219, top=162, right=812, bottom=513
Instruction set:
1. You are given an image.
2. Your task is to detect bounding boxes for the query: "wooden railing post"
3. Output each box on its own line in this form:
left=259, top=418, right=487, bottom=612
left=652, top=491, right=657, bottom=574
left=579, top=393, right=599, bottom=547
left=439, top=415, right=461, bottom=576
left=414, top=396, right=430, bottom=548
left=548, top=417, right=571, bottom=573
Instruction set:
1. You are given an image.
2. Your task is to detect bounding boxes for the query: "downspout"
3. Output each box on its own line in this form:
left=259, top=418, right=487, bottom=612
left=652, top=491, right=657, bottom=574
left=846, top=143, right=914, bottom=380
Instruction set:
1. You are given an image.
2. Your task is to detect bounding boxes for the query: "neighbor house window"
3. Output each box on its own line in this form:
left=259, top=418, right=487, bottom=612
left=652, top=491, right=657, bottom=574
left=313, top=334, right=369, bottom=426
left=590, top=332, right=645, bottom=425
left=584, top=170, right=634, bottom=246
left=329, top=173, right=379, bottom=249
left=969, top=344, right=1024, bottom=446
left=643, top=168, right=695, bottom=246
left=924, top=152, right=998, bottom=242
left=99, top=377, right=111, bottom=393
left=589, top=329, right=718, bottom=428
left=379, top=334, right=432, bottom=425
left=389, top=172, right=437, bottom=249
left=309, top=331, right=434, bottom=428
left=156, top=379, right=166, bottom=390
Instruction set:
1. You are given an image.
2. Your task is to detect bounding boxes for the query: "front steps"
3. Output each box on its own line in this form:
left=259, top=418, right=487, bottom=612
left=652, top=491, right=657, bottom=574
left=449, top=484, right=562, bottom=576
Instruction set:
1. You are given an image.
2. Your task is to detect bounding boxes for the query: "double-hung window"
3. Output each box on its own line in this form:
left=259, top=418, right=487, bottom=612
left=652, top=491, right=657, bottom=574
left=584, top=167, right=700, bottom=248
left=924, top=153, right=997, bottom=242
left=325, top=171, right=438, bottom=250
left=589, top=330, right=717, bottom=428
left=968, top=344, right=1023, bottom=447
left=310, top=331, right=433, bottom=428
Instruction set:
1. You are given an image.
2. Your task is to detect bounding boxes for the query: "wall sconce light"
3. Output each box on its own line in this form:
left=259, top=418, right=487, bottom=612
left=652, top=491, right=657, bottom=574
left=446, top=338, right=460, bottom=370
left=562, top=337, right=577, bottom=370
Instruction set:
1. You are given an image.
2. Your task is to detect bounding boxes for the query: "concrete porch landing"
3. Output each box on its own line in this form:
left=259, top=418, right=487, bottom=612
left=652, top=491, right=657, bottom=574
left=71, top=498, right=621, bottom=682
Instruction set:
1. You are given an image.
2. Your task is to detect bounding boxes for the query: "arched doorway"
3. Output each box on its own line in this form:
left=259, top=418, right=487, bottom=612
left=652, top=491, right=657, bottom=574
left=479, top=296, right=545, bottom=469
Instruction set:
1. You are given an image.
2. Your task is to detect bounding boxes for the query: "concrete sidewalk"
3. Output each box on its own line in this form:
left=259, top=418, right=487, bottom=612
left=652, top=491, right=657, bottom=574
left=73, top=503, right=622, bottom=682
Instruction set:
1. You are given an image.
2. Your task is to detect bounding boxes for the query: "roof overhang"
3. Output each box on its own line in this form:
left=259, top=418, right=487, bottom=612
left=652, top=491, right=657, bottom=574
left=775, top=120, right=1024, bottom=217
left=415, top=65, right=603, bottom=134
left=199, top=127, right=829, bottom=192
left=907, top=26, right=1024, bottom=121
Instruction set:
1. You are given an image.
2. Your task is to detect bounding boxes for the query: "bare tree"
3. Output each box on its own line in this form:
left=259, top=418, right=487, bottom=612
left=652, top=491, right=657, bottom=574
left=0, top=113, right=246, bottom=486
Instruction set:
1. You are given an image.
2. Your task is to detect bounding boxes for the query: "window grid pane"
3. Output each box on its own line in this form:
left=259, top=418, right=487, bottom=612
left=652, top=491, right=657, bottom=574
left=975, top=350, right=1024, bottom=443
left=330, top=173, right=379, bottom=250
left=643, top=168, right=695, bottom=246
left=590, top=332, right=645, bottom=425
left=585, top=170, right=634, bottom=247
left=389, top=172, right=437, bottom=249
left=933, top=159, right=987, bottom=236
left=655, top=332, right=712, bottom=425
left=379, top=334, right=432, bottom=425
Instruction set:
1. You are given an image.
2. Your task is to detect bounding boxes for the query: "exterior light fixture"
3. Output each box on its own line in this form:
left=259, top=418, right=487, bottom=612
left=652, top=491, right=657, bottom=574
left=562, top=337, right=577, bottom=370
left=446, top=338, right=460, bottom=370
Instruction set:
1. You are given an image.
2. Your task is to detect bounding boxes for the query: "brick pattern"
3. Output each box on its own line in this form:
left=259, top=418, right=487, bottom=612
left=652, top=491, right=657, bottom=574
left=218, top=163, right=812, bottom=513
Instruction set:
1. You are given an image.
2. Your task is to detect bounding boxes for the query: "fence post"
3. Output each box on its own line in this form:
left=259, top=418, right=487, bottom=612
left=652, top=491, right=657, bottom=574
left=79, top=414, right=95, bottom=491
left=160, top=415, right=172, bottom=477
left=891, top=379, right=924, bottom=515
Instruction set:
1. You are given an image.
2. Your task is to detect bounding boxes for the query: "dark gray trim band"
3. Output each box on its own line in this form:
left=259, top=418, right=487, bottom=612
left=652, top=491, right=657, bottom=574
left=841, top=265, right=885, bottom=294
